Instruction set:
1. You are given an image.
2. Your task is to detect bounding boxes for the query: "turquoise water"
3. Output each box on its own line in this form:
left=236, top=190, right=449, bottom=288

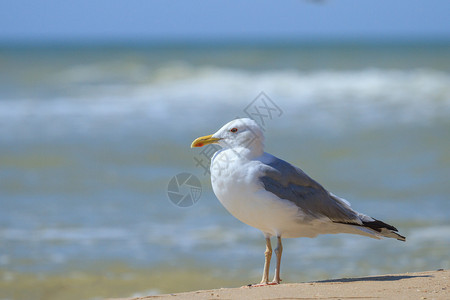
left=0, top=42, right=449, bottom=299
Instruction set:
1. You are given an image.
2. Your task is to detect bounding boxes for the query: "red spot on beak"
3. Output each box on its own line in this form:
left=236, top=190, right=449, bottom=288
left=197, top=143, right=204, bottom=147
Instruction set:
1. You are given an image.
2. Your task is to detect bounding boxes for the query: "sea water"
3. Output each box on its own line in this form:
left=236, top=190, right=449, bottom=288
left=0, top=42, right=449, bottom=299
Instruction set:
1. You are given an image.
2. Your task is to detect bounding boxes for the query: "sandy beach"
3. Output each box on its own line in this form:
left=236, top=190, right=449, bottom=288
left=113, top=270, right=449, bottom=300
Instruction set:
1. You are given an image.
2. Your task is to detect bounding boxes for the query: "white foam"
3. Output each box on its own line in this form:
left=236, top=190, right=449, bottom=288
left=129, top=289, right=160, bottom=298
left=0, top=67, right=449, bottom=140
left=0, top=227, right=132, bottom=242
left=408, top=225, right=450, bottom=242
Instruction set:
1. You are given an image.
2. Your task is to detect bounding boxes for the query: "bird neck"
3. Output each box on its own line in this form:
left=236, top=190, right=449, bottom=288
left=239, top=143, right=264, bottom=159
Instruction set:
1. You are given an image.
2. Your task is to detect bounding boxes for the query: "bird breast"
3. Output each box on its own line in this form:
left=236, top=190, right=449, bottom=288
left=210, top=151, right=303, bottom=236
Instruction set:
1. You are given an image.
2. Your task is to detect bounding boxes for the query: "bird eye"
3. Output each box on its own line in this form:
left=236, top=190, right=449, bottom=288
left=230, top=128, right=238, bottom=133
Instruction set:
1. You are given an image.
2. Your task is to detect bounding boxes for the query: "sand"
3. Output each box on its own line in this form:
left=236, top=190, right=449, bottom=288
left=112, top=270, right=449, bottom=300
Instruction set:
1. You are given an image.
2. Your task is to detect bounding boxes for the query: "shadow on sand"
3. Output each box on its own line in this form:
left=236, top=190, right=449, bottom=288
left=316, top=274, right=432, bottom=283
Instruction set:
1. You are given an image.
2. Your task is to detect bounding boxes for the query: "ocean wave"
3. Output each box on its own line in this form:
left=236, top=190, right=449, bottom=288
left=408, top=225, right=450, bottom=242
left=0, top=227, right=132, bottom=242
left=0, top=67, right=449, bottom=140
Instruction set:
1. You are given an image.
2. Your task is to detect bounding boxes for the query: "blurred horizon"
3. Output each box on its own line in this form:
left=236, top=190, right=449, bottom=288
left=1, top=0, right=449, bottom=44
left=1, top=36, right=450, bottom=48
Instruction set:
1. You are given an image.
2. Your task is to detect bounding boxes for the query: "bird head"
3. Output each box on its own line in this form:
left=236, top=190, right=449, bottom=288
left=191, top=118, right=264, bottom=155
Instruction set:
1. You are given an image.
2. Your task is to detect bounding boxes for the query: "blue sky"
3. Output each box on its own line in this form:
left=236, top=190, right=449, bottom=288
left=1, top=0, right=449, bottom=42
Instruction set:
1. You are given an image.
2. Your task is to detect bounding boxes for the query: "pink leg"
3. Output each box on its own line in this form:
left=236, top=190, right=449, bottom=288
left=271, top=236, right=283, bottom=284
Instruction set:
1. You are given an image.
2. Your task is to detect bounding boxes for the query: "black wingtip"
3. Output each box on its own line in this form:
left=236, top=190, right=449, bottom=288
left=363, top=218, right=406, bottom=242
left=362, top=218, right=398, bottom=233
left=397, top=233, right=406, bottom=242
left=334, top=218, right=406, bottom=241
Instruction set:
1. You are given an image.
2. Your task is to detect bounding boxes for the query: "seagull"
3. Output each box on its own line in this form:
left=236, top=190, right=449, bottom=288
left=191, top=118, right=405, bottom=286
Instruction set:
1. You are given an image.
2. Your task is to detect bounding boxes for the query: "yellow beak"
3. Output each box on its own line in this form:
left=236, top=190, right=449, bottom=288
left=191, top=134, right=221, bottom=148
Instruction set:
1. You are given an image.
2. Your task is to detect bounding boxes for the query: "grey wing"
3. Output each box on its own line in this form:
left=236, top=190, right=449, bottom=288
left=259, top=156, right=361, bottom=224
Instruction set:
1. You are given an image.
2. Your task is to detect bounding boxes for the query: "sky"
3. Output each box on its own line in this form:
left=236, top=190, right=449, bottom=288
left=0, top=0, right=449, bottom=43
